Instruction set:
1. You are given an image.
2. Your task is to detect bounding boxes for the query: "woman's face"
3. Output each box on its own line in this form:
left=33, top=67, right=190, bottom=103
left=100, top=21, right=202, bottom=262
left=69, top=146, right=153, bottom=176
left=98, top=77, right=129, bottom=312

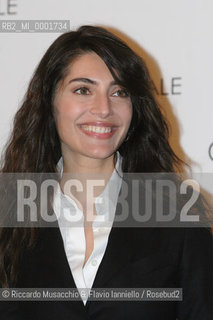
left=53, top=52, right=132, bottom=161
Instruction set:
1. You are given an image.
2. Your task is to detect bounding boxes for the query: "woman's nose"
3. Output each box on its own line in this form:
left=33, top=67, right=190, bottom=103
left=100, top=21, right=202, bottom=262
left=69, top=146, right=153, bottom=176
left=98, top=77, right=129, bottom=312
left=89, top=94, right=113, bottom=118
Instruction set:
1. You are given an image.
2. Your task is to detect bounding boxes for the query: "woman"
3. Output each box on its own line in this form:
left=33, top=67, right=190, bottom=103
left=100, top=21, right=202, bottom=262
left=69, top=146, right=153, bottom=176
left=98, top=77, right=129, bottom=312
left=0, top=25, right=213, bottom=320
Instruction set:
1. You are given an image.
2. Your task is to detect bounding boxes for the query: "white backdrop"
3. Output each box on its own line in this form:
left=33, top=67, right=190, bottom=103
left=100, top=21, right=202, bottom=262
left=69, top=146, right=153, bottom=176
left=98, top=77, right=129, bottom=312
left=0, top=0, right=213, bottom=192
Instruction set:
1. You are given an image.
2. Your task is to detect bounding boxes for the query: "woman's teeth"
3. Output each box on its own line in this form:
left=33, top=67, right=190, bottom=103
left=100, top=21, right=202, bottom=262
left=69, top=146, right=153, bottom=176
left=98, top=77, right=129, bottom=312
left=81, top=126, right=112, bottom=133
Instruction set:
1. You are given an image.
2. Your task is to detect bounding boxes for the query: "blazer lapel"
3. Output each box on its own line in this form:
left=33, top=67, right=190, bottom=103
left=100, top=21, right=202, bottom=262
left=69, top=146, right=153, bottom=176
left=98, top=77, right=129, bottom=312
left=20, top=226, right=78, bottom=290
left=44, top=227, right=78, bottom=288
left=91, top=226, right=134, bottom=289
left=89, top=176, right=161, bottom=291
left=90, top=176, right=136, bottom=289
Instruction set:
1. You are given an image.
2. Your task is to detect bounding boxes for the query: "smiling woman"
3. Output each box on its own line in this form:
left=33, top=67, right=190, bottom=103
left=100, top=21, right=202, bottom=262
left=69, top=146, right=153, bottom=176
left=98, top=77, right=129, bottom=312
left=53, top=52, right=132, bottom=166
left=0, top=25, right=213, bottom=320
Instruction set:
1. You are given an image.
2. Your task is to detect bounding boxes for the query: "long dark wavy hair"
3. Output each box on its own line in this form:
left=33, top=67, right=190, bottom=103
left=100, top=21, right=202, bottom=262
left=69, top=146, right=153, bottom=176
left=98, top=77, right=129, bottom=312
left=0, top=25, right=183, bottom=287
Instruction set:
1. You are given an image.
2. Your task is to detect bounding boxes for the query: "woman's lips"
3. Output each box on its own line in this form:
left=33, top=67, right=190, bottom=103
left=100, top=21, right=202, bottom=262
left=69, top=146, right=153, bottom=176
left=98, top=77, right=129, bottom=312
left=77, top=123, right=117, bottom=139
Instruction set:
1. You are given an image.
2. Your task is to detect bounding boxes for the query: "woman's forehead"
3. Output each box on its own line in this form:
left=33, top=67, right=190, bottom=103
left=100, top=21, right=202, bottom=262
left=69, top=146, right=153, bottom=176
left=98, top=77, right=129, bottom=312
left=61, top=52, right=118, bottom=86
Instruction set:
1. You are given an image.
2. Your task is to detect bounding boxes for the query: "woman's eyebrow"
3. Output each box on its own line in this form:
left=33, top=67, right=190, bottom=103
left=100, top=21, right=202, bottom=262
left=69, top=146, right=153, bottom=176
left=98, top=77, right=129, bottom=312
left=68, top=77, right=118, bottom=86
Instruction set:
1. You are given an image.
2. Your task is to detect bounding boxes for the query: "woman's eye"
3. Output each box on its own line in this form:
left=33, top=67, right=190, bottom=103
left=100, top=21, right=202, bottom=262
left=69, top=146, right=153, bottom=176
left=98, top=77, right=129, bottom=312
left=74, top=87, right=90, bottom=95
left=112, top=89, right=129, bottom=97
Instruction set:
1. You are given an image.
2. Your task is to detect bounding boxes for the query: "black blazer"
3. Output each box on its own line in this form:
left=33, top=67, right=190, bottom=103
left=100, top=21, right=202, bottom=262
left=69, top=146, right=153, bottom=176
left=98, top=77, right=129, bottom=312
left=1, top=226, right=213, bottom=320
left=1, top=180, right=213, bottom=320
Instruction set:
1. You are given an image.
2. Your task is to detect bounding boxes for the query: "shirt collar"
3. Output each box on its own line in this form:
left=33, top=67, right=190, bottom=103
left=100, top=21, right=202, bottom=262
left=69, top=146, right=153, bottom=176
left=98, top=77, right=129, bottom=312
left=54, top=152, right=123, bottom=227
left=56, top=152, right=122, bottom=179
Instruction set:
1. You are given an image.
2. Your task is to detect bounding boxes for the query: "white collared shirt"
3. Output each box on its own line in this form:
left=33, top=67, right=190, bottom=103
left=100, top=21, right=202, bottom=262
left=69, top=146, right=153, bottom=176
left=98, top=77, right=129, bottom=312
left=53, top=153, right=122, bottom=304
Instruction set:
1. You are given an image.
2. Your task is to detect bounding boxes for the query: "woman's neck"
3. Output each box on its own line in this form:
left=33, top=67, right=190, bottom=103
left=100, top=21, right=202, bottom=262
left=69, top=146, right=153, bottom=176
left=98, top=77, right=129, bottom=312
left=60, top=141, right=117, bottom=175
left=62, top=153, right=115, bottom=175
left=59, top=151, right=117, bottom=215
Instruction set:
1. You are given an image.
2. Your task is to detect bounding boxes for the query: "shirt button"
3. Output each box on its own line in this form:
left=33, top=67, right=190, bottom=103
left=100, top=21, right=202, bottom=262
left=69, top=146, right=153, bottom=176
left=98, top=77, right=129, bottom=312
left=91, top=259, right=98, bottom=266
left=98, top=210, right=105, bottom=215
left=95, top=198, right=103, bottom=205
